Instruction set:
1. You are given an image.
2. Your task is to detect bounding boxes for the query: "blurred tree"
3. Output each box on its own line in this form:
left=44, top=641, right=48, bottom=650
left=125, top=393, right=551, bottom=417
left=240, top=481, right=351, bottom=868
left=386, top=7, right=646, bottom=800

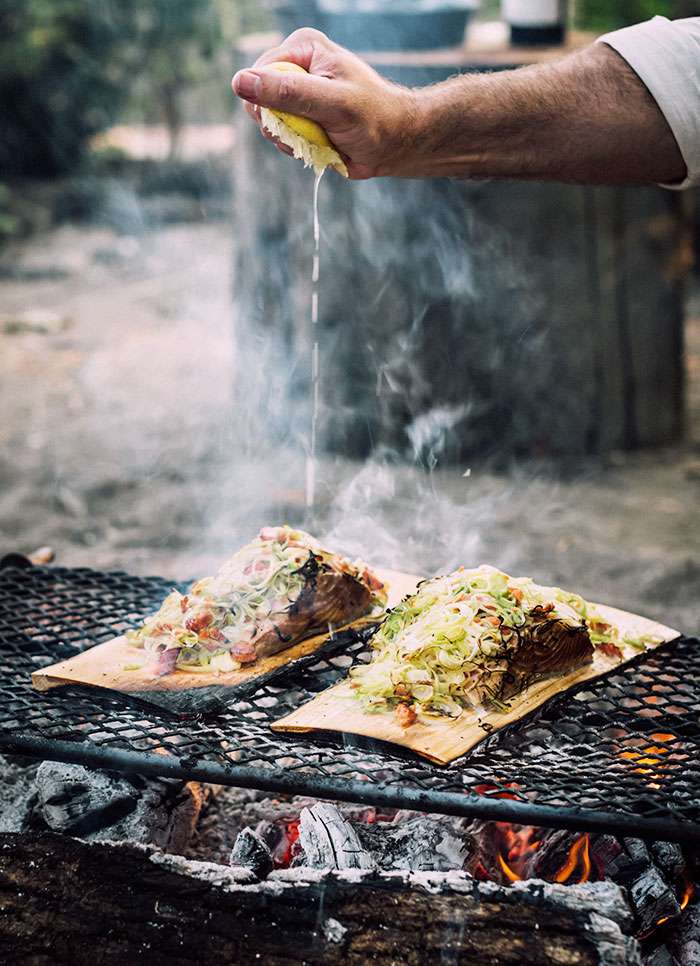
left=130, top=1, right=222, bottom=159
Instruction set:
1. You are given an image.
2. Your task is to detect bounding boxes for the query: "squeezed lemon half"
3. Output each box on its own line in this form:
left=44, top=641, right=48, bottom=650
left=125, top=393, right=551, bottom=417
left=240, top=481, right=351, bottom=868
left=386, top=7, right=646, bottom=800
left=260, top=62, right=348, bottom=177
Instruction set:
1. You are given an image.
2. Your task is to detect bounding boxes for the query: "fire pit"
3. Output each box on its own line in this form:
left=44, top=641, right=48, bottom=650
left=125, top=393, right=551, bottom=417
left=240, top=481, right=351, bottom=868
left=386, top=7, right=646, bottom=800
left=0, top=765, right=697, bottom=964
left=0, top=557, right=698, bottom=963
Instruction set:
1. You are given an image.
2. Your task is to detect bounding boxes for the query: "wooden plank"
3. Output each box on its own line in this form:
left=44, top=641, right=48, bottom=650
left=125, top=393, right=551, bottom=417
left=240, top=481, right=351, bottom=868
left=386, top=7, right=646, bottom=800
left=30, top=569, right=419, bottom=699
left=272, top=599, right=679, bottom=765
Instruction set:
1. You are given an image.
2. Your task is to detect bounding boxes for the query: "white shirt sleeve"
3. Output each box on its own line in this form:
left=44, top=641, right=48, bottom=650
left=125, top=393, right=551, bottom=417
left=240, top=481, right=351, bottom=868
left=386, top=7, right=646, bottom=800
left=597, top=16, right=700, bottom=189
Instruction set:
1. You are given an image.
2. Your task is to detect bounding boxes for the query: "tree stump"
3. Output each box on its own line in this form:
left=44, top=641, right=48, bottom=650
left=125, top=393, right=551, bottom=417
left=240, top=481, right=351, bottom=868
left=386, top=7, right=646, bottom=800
left=232, top=39, right=688, bottom=462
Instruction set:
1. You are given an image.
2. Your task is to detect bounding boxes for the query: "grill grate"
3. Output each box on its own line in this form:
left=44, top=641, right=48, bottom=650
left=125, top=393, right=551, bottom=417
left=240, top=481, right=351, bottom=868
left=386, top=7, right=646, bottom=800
left=1, top=563, right=699, bottom=843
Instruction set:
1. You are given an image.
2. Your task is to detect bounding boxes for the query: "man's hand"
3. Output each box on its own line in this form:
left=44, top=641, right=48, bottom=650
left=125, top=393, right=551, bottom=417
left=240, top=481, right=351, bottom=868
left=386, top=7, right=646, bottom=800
left=231, top=28, right=419, bottom=179
left=232, top=28, right=686, bottom=186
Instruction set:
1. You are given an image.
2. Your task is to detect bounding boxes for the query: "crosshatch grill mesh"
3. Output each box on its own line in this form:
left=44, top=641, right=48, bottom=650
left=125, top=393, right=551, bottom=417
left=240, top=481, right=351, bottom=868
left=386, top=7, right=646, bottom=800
left=1, top=562, right=699, bottom=843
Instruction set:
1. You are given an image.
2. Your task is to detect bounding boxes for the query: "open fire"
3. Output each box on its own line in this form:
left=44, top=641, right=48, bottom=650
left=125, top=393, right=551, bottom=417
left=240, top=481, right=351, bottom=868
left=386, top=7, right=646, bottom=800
left=0, top=751, right=698, bottom=963
left=470, top=783, right=592, bottom=886
left=233, top=788, right=696, bottom=946
left=493, top=827, right=591, bottom=885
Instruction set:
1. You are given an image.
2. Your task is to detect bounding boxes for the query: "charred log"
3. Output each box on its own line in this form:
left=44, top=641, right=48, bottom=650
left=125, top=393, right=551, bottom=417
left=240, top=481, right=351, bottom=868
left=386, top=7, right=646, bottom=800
left=355, top=814, right=469, bottom=872
left=0, top=833, right=639, bottom=966
left=0, top=754, right=208, bottom=857
left=649, top=842, right=686, bottom=882
left=23, top=761, right=205, bottom=853
left=630, top=868, right=682, bottom=937
left=608, top=839, right=653, bottom=885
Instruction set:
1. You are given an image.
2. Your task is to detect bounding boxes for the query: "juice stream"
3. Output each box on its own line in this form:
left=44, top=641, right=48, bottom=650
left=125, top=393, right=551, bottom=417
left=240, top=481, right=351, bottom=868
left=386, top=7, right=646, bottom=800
left=305, top=169, right=323, bottom=510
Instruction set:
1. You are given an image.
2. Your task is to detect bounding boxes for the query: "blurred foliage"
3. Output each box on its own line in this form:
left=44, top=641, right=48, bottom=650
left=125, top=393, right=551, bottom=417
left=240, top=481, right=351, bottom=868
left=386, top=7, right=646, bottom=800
left=0, top=0, right=272, bottom=179
left=0, top=1, right=143, bottom=177
left=0, top=185, right=19, bottom=243
left=575, top=0, right=672, bottom=30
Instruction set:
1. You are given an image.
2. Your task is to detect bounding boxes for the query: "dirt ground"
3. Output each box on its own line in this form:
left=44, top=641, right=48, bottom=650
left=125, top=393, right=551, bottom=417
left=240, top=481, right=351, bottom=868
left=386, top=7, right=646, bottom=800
left=1, top=219, right=699, bottom=635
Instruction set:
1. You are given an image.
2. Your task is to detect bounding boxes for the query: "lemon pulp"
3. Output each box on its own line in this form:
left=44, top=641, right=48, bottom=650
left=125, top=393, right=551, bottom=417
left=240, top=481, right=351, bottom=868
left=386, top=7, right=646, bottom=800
left=260, top=62, right=348, bottom=177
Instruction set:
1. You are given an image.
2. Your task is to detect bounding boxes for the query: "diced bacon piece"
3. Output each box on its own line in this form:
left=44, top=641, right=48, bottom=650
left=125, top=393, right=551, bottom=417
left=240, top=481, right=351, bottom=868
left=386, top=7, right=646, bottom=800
left=395, top=703, right=417, bottom=728
left=363, top=568, right=385, bottom=592
left=259, top=526, right=285, bottom=542
left=200, top=627, right=225, bottom=643
left=179, top=595, right=189, bottom=613
left=230, top=642, right=257, bottom=664
left=185, top=611, right=213, bottom=633
left=597, top=641, right=623, bottom=660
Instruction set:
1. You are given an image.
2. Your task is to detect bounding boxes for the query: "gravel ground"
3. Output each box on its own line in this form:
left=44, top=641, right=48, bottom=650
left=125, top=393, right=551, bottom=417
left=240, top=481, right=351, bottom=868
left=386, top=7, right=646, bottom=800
left=1, top=219, right=699, bottom=635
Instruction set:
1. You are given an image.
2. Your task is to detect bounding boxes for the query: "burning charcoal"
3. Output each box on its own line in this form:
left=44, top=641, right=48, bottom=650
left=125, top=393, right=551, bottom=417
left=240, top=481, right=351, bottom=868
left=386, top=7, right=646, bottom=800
left=35, top=762, right=138, bottom=836
left=229, top=828, right=273, bottom=879
left=34, top=762, right=203, bottom=852
left=355, top=816, right=468, bottom=872
left=668, top=899, right=700, bottom=966
left=254, top=817, right=302, bottom=868
left=528, top=829, right=582, bottom=882
left=607, top=838, right=652, bottom=885
left=630, top=867, right=681, bottom=936
left=650, top=841, right=686, bottom=882
left=298, top=803, right=375, bottom=871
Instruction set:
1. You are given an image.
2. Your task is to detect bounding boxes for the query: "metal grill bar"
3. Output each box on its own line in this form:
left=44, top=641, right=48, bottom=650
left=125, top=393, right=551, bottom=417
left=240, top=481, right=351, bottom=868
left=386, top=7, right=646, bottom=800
left=1, top=563, right=698, bottom=843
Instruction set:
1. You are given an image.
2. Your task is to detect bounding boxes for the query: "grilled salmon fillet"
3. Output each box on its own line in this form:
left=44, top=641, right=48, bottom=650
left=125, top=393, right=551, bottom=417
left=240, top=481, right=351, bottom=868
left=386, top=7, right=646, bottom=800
left=127, top=526, right=386, bottom=676
left=348, top=565, right=651, bottom=722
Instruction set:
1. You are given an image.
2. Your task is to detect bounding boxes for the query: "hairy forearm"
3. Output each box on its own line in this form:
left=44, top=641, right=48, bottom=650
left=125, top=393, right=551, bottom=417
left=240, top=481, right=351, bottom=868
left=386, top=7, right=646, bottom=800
left=394, top=44, right=686, bottom=184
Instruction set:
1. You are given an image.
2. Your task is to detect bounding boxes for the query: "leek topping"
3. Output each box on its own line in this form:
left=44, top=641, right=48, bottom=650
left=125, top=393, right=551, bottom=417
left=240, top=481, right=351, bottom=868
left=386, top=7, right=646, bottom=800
left=350, top=565, right=659, bottom=719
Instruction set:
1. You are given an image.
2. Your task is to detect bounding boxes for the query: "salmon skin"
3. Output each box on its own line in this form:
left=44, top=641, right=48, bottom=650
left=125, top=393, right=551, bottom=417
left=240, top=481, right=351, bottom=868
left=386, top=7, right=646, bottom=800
left=251, top=553, right=374, bottom=658
left=497, top=610, right=594, bottom=701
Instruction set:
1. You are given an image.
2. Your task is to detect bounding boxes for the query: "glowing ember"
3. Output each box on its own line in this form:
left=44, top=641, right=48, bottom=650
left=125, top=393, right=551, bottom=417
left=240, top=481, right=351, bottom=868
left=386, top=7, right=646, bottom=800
left=494, top=824, right=543, bottom=881
left=270, top=807, right=393, bottom=868
left=474, top=783, right=591, bottom=886
left=493, top=830, right=591, bottom=884
left=274, top=819, right=301, bottom=868
left=680, top=873, right=694, bottom=911
left=652, top=871, right=695, bottom=932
